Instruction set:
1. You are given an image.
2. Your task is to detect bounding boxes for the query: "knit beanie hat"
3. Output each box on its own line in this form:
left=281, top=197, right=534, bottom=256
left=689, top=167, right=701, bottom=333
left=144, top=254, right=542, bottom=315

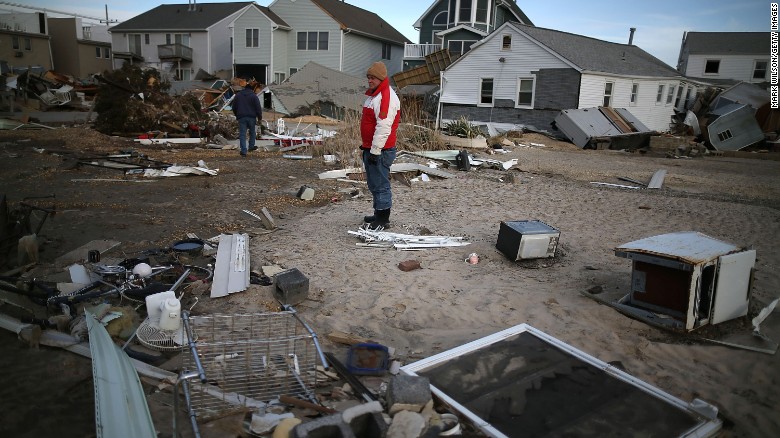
left=367, top=62, right=387, bottom=80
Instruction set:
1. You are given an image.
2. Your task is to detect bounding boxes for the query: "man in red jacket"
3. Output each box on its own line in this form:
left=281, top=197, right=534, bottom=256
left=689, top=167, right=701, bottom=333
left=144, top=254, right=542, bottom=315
left=360, top=61, right=400, bottom=229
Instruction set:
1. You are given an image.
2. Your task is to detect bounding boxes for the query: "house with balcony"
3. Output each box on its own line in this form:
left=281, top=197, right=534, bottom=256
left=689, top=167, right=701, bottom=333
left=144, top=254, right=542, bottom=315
left=108, top=2, right=254, bottom=81
left=0, top=12, right=53, bottom=73
left=49, top=18, right=112, bottom=79
left=107, top=0, right=408, bottom=85
left=437, top=22, right=688, bottom=133
left=677, top=32, right=770, bottom=87
left=404, top=0, right=533, bottom=69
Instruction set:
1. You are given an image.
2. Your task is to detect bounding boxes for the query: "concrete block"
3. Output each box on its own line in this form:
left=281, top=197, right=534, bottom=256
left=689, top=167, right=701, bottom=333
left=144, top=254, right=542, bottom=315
left=348, top=411, right=388, bottom=438
left=274, top=267, right=309, bottom=305
left=297, top=185, right=315, bottom=200
left=291, top=413, right=355, bottom=438
left=385, top=375, right=431, bottom=415
left=259, top=207, right=277, bottom=229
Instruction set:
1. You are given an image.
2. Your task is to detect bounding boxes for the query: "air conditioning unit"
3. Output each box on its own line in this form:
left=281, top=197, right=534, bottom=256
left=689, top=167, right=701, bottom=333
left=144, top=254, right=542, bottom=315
left=14, top=51, right=23, bottom=58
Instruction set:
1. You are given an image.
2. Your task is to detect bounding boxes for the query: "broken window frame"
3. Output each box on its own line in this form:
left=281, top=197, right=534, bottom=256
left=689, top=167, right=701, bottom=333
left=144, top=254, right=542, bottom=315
left=753, top=59, right=768, bottom=80
left=603, top=81, right=614, bottom=107
left=245, top=28, right=259, bottom=48
left=656, top=84, right=665, bottom=104
left=704, top=59, right=720, bottom=75
left=479, top=77, right=494, bottom=106
left=630, top=83, right=639, bottom=105
left=516, top=76, right=535, bottom=109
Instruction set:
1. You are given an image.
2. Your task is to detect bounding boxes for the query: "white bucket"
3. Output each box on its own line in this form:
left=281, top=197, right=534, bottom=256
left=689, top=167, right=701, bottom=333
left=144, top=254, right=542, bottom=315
left=159, top=298, right=181, bottom=331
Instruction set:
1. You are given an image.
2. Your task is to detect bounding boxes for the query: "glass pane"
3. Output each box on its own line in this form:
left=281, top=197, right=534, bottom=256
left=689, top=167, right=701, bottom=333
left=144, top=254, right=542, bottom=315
left=476, top=0, right=488, bottom=22
left=318, top=32, right=328, bottom=50
left=448, top=0, right=457, bottom=25
left=96, top=47, right=101, bottom=57
left=519, top=79, right=532, bottom=92
left=459, top=0, right=472, bottom=23
left=297, top=32, right=306, bottom=50
left=246, top=29, right=252, bottom=47
left=604, top=82, right=613, bottom=95
left=481, top=79, right=493, bottom=104
left=308, top=32, right=317, bottom=50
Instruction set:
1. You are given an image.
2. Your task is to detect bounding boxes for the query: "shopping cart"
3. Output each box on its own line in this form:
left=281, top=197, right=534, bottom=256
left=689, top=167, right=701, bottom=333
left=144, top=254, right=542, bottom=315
left=179, top=308, right=326, bottom=422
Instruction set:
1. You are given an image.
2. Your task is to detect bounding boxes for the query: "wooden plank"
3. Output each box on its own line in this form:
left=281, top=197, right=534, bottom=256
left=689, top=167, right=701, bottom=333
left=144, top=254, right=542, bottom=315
left=326, top=330, right=371, bottom=346
left=600, top=106, right=635, bottom=133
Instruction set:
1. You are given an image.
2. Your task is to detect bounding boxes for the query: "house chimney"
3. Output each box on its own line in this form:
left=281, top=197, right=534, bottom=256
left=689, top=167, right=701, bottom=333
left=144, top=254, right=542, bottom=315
left=628, top=27, right=636, bottom=45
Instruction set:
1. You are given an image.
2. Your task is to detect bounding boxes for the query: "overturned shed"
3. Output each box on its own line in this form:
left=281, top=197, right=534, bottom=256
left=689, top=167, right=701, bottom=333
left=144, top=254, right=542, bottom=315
left=554, top=107, right=654, bottom=149
left=705, top=103, right=764, bottom=151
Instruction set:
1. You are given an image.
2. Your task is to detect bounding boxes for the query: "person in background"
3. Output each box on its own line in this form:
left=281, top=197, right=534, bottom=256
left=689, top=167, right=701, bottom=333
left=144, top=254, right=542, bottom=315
left=361, top=61, right=401, bottom=229
left=232, top=78, right=263, bottom=157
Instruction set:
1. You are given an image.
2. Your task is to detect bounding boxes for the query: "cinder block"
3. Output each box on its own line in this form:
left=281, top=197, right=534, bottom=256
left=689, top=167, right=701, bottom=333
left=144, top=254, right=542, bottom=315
left=291, top=413, right=355, bottom=438
left=297, top=185, right=315, bottom=200
left=347, top=411, right=388, bottom=438
left=386, top=375, right=431, bottom=415
left=274, top=268, right=309, bottom=305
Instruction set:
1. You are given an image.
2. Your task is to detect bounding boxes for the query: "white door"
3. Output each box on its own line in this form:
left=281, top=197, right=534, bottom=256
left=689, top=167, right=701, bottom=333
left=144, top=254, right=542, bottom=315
left=711, top=250, right=756, bottom=324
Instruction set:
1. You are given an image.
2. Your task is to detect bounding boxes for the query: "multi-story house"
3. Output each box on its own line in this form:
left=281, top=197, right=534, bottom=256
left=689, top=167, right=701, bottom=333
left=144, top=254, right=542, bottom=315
left=0, top=12, right=53, bottom=73
left=677, top=32, right=770, bottom=87
left=49, top=18, right=112, bottom=78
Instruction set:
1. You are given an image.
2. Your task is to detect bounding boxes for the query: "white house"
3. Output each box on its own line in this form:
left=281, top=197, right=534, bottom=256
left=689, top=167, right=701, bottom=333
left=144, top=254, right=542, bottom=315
left=677, top=32, right=770, bottom=86
left=438, top=22, right=690, bottom=133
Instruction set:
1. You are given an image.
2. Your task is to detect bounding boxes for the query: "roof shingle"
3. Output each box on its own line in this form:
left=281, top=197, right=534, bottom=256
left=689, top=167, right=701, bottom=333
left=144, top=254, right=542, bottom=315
left=109, top=2, right=252, bottom=32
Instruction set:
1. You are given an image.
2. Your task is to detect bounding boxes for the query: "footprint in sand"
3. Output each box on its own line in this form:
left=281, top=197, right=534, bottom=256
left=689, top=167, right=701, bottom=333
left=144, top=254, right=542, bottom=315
left=382, top=303, right=407, bottom=318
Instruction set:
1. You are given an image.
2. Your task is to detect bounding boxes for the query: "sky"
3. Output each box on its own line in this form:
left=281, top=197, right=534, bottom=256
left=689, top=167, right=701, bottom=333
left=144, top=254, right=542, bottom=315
left=3, top=0, right=769, bottom=68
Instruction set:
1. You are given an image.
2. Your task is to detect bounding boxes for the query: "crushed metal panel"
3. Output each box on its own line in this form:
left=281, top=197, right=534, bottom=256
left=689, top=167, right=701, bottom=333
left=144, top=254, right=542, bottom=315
left=210, top=233, right=250, bottom=298
left=706, top=103, right=764, bottom=151
left=555, top=107, right=653, bottom=149
left=401, top=324, right=722, bottom=438
left=86, top=311, right=156, bottom=438
left=614, top=108, right=652, bottom=132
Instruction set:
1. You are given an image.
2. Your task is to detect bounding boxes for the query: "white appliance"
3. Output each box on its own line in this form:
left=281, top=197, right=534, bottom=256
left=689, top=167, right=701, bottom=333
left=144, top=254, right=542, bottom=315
left=615, top=231, right=755, bottom=331
left=496, top=220, right=560, bottom=260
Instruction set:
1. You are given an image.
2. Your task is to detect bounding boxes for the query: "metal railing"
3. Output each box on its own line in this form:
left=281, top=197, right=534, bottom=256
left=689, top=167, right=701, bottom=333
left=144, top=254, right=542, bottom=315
left=404, top=43, right=441, bottom=59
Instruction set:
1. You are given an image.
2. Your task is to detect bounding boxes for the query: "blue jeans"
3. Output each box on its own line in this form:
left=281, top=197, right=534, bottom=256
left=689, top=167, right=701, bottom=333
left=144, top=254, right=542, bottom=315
left=238, top=116, right=256, bottom=154
left=363, top=148, right=396, bottom=210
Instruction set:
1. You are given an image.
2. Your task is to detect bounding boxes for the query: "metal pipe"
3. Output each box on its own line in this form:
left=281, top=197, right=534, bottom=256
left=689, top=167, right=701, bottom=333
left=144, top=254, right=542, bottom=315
left=171, top=268, right=191, bottom=294
left=173, top=369, right=203, bottom=438
left=182, top=310, right=207, bottom=383
left=281, top=304, right=328, bottom=369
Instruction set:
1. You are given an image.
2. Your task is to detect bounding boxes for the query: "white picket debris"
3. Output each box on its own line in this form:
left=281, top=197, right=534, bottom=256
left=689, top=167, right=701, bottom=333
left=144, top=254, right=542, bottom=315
left=348, top=226, right=470, bottom=250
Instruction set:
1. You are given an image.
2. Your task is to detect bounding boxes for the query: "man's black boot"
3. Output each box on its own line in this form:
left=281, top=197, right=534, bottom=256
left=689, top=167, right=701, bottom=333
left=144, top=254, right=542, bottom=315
left=368, top=208, right=390, bottom=229
left=363, top=210, right=377, bottom=223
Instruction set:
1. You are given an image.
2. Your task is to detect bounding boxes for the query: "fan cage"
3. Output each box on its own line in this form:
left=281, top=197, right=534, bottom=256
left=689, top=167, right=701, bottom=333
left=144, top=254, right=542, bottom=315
left=136, top=318, right=190, bottom=352
left=182, top=311, right=322, bottom=419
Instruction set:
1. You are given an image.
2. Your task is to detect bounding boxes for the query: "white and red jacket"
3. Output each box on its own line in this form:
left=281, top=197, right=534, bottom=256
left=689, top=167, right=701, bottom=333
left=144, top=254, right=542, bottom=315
left=360, top=78, right=400, bottom=155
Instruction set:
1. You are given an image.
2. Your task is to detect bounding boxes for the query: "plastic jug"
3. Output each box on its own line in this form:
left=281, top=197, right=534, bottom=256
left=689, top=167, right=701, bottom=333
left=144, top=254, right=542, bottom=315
left=159, top=298, right=181, bottom=331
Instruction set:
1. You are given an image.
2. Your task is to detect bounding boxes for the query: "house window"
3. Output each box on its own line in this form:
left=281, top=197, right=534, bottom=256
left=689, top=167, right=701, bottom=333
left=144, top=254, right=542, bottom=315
left=297, top=32, right=328, bottom=50
left=382, top=42, right=391, bottom=60
left=12, top=36, right=19, bottom=50
left=431, top=10, right=447, bottom=45
left=103, top=47, right=110, bottom=58
left=144, top=34, right=150, bottom=45
left=129, top=34, right=141, bottom=55
left=603, top=82, right=614, bottom=107
left=83, top=26, right=92, bottom=40
left=274, top=72, right=286, bottom=84
left=516, top=77, right=535, bottom=108
left=448, top=0, right=457, bottom=25
left=479, top=78, right=494, bottom=105
left=717, top=129, right=733, bottom=142
left=630, top=83, right=639, bottom=105
left=704, top=59, right=720, bottom=74
left=666, top=85, right=675, bottom=104
left=175, top=68, right=191, bottom=81
left=674, top=85, right=685, bottom=108
left=502, top=35, right=511, bottom=50
left=656, top=84, right=665, bottom=103
left=475, top=0, right=489, bottom=23
left=753, top=60, right=768, bottom=80
left=290, top=67, right=298, bottom=76
left=448, top=40, right=476, bottom=56
left=166, top=33, right=190, bottom=46
left=459, top=0, right=472, bottom=24
left=246, top=29, right=259, bottom=48
left=23, top=37, right=31, bottom=51
left=95, top=47, right=101, bottom=58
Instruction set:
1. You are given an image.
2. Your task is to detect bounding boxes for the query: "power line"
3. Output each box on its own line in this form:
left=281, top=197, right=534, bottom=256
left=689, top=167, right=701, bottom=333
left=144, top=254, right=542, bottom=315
left=0, top=1, right=117, bottom=23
